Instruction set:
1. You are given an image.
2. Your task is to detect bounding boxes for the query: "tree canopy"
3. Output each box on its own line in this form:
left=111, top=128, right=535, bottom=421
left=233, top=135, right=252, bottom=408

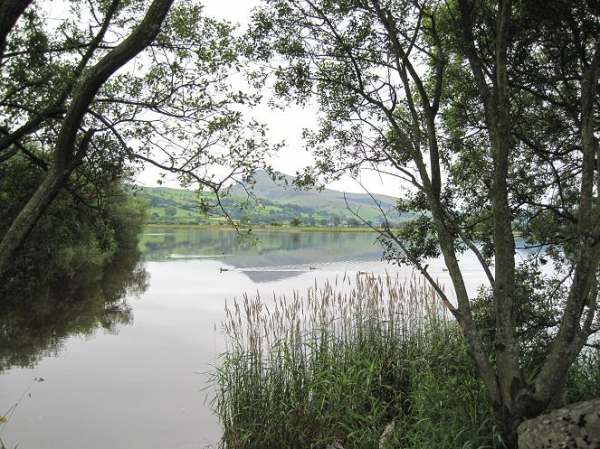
left=0, top=0, right=271, bottom=277
left=249, top=0, right=600, bottom=445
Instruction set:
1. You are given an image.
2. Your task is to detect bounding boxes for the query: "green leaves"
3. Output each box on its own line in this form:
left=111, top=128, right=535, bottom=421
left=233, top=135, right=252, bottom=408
left=1, top=0, right=272, bottom=194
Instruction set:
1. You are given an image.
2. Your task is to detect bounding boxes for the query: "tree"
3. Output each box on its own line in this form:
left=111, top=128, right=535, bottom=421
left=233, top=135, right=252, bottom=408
left=165, top=206, right=178, bottom=218
left=0, top=0, right=270, bottom=278
left=0, top=152, right=149, bottom=293
left=346, top=217, right=360, bottom=227
left=290, top=217, right=302, bottom=227
left=250, top=0, right=600, bottom=445
left=0, top=0, right=33, bottom=64
left=331, top=214, right=341, bottom=227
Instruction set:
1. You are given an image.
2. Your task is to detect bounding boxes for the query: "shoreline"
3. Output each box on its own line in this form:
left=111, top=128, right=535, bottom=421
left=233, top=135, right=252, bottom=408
left=144, top=223, right=383, bottom=233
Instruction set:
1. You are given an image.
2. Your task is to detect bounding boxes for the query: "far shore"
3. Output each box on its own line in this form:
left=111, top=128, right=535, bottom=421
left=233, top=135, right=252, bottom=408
left=144, top=223, right=383, bottom=233
left=143, top=223, right=524, bottom=238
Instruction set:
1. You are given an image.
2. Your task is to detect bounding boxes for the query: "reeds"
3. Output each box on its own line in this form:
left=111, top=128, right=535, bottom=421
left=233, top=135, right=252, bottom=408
left=211, top=273, right=497, bottom=449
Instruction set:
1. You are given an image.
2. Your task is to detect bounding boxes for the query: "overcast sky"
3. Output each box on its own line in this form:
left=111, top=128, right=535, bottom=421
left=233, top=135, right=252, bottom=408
left=139, top=0, right=403, bottom=195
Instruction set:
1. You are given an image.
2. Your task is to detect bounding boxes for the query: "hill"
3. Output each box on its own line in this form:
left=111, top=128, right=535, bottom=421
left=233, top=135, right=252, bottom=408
left=230, top=170, right=399, bottom=220
left=135, top=170, right=403, bottom=226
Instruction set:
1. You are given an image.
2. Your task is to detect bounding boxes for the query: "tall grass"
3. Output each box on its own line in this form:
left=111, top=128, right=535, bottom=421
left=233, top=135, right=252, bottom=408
left=211, top=273, right=499, bottom=449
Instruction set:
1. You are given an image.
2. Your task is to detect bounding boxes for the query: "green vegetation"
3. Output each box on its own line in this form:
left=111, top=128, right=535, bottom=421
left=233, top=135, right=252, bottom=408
left=251, top=1, right=600, bottom=444
left=2, top=1, right=599, bottom=448
left=0, top=0, right=271, bottom=279
left=212, top=274, right=600, bottom=449
left=137, top=170, right=406, bottom=228
left=0, top=155, right=148, bottom=293
left=140, top=184, right=376, bottom=227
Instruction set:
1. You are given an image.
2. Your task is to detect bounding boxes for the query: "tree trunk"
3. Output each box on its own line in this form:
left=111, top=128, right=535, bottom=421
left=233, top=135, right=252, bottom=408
left=0, top=168, right=68, bottom=277
left=0, top=0, right=175, bottom=281
left=0, top=0, right=33, bottom=65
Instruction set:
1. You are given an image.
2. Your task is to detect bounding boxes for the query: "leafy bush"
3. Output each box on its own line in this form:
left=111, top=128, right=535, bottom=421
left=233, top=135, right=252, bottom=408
left=0, top=155, right=148, bottom=293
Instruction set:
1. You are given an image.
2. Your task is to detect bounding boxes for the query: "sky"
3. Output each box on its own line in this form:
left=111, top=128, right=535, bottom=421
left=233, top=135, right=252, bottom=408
left=136, top=0, right=405, bottom=196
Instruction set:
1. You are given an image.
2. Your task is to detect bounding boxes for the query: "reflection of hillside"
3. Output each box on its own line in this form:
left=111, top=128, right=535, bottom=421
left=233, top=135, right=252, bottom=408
left=237, top=259, right=385, bottom=283
left=140, top=228, right=242, bottom=261
left=238, top=269, right=308, bottom=283
left=225, top=245, right=381, bottom=269
left=140, top=228, right=385, bottom=282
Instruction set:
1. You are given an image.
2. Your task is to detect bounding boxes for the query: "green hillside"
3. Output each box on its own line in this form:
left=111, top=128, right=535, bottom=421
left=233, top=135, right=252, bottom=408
left=231, top=170, right=398, bottom=213
left=134, top=170, right=403, bottom=227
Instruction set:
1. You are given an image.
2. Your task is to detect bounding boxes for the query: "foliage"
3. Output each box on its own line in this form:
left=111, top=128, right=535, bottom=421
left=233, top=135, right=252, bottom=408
left=564, top=348, right=600, bottom=404
left=0, top=0, right=273, bottom=277
left=1, top=0, right=267, bottom=184
left=0, top=154, right=145, bottom=283
left=249, top=0, right=600, bottom=444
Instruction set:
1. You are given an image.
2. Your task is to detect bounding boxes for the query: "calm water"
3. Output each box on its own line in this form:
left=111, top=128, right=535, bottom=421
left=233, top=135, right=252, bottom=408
left=0, top=228, right=492, bottom=449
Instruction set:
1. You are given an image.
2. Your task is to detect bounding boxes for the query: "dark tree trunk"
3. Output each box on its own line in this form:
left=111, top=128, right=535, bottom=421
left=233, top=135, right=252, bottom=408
left=0, top=168, right=68, bottom=276
left=0, top=0, right=175, bottom=280
left=0, top=0, right=33, bottom=65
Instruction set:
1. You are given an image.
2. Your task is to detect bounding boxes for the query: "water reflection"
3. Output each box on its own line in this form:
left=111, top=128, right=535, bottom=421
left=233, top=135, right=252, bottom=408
left=0, top=228, right=496, bottom=449
left=0, top=251, right=148, bottom=373
left=140, top=227, right=384, bottom=282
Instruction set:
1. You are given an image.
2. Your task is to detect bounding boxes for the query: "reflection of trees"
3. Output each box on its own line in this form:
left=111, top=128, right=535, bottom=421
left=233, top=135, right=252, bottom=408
left=142, top=229, right=383, bottom=261
left=141, top=228, right=240, bottom=260
left=289, top=233, right=301, bottom=246
left=0, top=251, right=148, bottom=373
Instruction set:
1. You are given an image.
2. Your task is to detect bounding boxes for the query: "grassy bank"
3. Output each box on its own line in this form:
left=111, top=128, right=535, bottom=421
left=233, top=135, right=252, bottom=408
left=211, top=273, right=600, bottom=449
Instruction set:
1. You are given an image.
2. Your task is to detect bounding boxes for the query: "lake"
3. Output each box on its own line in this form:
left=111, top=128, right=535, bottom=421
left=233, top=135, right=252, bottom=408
left=0, top=227, right=492, bottom=449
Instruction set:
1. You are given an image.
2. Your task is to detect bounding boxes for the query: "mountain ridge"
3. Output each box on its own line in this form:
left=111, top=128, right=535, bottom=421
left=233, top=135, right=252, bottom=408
left=231, top=170, right=399, bottom=215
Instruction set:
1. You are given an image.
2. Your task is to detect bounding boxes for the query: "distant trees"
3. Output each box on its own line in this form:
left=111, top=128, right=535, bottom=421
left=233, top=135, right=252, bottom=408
left=251, top=0, right=600, bottom=445
left=346, top=217, right=360, bottom=227
left=165, top=206, right=178, bottom=218
left=0, top=0, right=270, bottom=279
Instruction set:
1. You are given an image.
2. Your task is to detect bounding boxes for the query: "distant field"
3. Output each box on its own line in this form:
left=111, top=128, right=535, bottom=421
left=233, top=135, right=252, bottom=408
left=133, top=172, right=408, bottom=228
